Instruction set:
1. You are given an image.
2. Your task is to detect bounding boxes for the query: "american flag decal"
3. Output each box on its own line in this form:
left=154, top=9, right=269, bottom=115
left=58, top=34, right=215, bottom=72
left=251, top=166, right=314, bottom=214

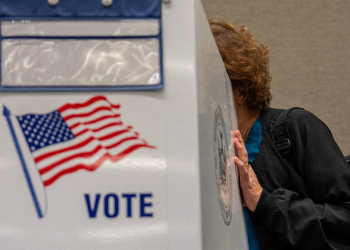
left=13, top=95, right=156, bottom=187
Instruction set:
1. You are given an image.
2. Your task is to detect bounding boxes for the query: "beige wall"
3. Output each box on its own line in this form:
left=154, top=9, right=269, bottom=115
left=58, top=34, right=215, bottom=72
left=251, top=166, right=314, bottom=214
left=202, top=0, right=350, bottom=154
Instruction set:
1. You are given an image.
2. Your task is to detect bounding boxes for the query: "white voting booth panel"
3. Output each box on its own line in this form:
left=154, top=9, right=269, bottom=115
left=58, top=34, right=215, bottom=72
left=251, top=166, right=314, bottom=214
left=0, top=0, right=248, bottom=249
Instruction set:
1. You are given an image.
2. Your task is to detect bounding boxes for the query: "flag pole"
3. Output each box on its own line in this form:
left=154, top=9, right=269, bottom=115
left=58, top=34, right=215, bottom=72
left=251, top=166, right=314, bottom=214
left=3, top=106, right=43, bottom=218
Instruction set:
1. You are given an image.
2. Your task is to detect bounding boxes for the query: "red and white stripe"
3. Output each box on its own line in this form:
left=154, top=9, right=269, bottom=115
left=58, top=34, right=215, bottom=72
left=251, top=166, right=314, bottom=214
left=32, top=96, right=155, bottom=187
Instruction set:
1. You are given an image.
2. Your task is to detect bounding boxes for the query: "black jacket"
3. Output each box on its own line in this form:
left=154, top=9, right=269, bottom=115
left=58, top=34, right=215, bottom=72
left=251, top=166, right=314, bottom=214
left=250, top=108, right=350, bottom=250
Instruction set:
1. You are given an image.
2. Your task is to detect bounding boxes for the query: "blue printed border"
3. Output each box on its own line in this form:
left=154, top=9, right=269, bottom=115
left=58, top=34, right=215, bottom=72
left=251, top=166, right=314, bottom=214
left=0, top=0, right=161, bottom=18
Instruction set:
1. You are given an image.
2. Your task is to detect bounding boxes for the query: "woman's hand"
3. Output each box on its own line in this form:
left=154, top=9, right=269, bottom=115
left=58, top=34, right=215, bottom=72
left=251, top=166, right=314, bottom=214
left=233, top=130, right=263, bottom=212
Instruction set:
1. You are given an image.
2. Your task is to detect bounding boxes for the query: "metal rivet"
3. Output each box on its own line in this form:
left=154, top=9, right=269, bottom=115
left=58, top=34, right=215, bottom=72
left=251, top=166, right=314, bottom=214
left=102, top=0, right=113, bottom=7
left=48, top=0, right=59, bottom=6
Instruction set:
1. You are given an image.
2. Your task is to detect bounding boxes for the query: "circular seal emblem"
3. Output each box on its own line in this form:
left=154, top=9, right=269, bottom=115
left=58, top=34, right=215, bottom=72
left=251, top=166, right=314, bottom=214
left=214, top=106, right=232, bottom=226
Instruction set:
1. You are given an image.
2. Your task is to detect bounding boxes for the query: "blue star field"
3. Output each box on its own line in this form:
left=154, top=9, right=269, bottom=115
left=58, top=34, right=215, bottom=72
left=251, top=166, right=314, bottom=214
left=17, top=110, right=75, bottom=152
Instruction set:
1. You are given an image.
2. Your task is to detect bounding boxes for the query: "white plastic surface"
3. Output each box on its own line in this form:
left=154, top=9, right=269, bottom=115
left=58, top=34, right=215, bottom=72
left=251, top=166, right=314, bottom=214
left=162, top=0, right=202, bottom=249
left=163, top=0, right=248, bottom=249
left=194, top=0, right=248, bottom=249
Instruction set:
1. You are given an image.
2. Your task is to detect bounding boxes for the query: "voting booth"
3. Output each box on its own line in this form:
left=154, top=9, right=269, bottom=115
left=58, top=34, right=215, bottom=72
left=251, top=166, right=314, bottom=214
left=0, top=0, right=248, bottom=249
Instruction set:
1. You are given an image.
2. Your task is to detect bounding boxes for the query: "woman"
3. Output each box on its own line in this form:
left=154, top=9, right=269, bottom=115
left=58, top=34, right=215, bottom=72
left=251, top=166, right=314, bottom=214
left=209, top=19, right=350, bottom=250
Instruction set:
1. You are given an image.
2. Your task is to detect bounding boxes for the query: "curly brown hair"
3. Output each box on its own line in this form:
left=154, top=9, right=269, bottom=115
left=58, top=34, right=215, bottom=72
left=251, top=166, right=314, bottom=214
left=209, top=19, right=272, bottom=111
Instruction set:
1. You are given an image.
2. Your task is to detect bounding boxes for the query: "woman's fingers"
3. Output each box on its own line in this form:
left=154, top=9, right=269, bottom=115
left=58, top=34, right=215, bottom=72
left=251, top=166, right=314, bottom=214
left=233, top=130, right=249, bottom=177
left=234, top=156, right=248, bottom=176
left=235, top=157, right=262, bottom=212
left=234, top=130, right=244, bottom=144
left=233, top=130, right=249, bottom=167
left=232, top=130, right=263, bottom=212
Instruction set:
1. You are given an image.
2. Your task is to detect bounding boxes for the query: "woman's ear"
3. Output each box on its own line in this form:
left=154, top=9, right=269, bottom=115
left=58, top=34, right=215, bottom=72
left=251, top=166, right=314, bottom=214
left=234, top=89, right=247, bottom=105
